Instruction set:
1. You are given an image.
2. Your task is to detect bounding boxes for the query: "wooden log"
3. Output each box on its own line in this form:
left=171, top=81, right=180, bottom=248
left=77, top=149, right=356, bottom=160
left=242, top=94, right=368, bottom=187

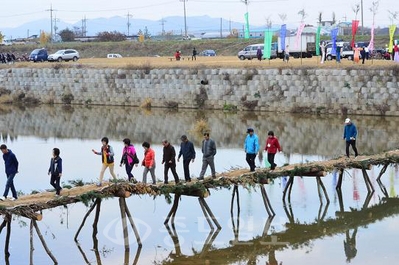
left=172, top=189, right=209, bottom=198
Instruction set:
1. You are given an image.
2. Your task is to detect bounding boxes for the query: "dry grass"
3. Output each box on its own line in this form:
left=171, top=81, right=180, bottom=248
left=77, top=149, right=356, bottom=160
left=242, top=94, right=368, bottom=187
left=2, top=56, right=396, bottom=70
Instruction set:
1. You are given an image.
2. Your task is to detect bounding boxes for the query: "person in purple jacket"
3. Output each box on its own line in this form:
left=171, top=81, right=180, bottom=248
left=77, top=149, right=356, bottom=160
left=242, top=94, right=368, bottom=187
left=120, top=138, right=138, bottom=182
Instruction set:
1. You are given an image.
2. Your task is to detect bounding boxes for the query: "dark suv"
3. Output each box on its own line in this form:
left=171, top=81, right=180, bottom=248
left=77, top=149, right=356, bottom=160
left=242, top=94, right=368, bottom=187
left=29, top=48, right=48, bottom=62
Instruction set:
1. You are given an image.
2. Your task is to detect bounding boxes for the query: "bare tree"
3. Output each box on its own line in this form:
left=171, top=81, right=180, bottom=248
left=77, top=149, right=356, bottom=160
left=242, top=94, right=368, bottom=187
left=278, top=13, right=287, bottom=23
left=332, top=12, right=336, bottom=25
left=298, top=9, right=308, bottom=22
left=265, top=16, right=272, bottom=28
left=388, top=11, right=398, bottom=25
left=352, top=4, right=360, bottom=20
left=370, top=1, right=379, bottom=23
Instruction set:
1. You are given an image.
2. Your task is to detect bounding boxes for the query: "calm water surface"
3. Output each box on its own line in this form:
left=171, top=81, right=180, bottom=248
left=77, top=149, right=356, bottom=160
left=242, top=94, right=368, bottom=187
left=0, top=105, right=398, bottom=265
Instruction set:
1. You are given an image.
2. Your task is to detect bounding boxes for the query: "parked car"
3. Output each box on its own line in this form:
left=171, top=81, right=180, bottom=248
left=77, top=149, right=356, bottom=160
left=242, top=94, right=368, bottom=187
left=47, top=49, right=79, bottom=62
left=325, top=42, right=358, bottom=60
left=107, top=54, right=122, bottom=58
left=199, top=50, right=216, bottom=56
left=237, top=43, right=277, bottom=60
left=29, top=48, right=48, bottom=62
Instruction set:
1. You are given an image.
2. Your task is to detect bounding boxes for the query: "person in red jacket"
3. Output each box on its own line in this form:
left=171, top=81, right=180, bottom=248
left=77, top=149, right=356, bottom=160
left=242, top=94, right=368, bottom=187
left=142, top=142, right=156, bottom=184
left=264, top=131, right=282, bottom=170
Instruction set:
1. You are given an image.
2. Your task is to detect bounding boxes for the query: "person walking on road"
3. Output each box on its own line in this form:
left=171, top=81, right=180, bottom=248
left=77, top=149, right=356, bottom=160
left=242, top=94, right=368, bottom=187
left=343, top=118, right=359, bottom=158
left=177, top=135, right=196, bottom=182
left=0, top=144, right=19, bottom=201
left=198, top=133, right=217, bottom=180
left=244, top=128, right=259, bottom=172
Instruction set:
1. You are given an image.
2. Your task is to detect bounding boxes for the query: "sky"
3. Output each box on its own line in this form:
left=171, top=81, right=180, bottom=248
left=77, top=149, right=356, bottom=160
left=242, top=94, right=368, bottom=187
left=0, top=0, right=395, bottom=30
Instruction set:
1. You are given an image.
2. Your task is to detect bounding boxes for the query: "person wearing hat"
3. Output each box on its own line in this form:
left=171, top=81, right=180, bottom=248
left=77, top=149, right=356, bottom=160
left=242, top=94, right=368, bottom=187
left=244, top=128, right=259, bottom=172
left=343, top=118, right=359, bottom=158
left=177, top=135, right=196, bottom=182
left=264, top=131, right=282, bottom=170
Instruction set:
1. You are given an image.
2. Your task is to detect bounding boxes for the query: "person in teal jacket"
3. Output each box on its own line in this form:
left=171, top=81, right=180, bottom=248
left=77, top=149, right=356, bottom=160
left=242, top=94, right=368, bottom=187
left=343, top=118, right=359, bottom=158
left=244, top=128, right=259, bottom=172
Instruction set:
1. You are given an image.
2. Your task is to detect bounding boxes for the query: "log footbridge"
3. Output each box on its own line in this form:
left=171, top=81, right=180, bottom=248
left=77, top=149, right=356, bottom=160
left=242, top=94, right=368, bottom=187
left=0, top=150, right=398, bottom=263
left=0, top=150, right=398, bottom=232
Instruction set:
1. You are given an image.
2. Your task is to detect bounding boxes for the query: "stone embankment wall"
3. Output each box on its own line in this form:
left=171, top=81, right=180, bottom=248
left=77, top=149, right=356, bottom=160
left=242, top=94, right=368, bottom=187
left=0, top=67, right=398, bottom=115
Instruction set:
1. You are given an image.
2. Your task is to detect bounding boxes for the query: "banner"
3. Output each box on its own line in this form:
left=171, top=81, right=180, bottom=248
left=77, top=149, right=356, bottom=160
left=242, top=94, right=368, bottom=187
left=331, top=28, right=339, bottom=56
left=295, top=23, right=305, bottom=49
left=316, top=25, right=321, bottom=56
left=389, top=25, right=397, bottom=53
left=368, top=24, right=375, bottom=53
left=244, top=12, right=250, bottom=39
left=263, top=29, right=273, bottom=59
left=280, top=24, right=287, bottom=51
left=351, top=20, right=359, bottom=48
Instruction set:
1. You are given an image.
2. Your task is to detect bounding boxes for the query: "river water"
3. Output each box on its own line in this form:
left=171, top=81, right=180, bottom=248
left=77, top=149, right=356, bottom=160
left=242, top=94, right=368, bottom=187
left=0, top=105, right=398, bottom=265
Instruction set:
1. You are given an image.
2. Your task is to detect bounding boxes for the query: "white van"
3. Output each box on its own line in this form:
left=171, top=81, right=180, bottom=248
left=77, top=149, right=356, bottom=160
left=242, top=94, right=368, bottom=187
left=107, top=54, right=122, bottom=58
left=238, top=43, right=277, bottom=60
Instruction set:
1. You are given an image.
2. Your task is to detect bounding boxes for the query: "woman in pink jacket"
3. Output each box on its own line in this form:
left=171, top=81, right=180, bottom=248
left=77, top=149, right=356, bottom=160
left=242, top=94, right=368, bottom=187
left=120, top=138, right=138, bottom=182
left=264, top=131, right=282, bottom=170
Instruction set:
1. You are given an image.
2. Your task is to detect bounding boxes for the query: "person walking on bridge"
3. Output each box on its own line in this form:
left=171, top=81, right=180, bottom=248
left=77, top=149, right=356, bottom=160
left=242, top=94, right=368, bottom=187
left=177, top=135, right=196, bottom=182
left=198, top=132, right=217, bottom=180
left=162, top=139, right=180, bottom=184
left=264, top=131, right=282, bottom=171
left=0, top=144, right=19, bottom=201
left=92, top=137, right=117, bottom=187
left=244, top=127, right=259, bottom=172
left=343, top=118, right=359, bottom=158
left=48, top=148, right=62, bottom=196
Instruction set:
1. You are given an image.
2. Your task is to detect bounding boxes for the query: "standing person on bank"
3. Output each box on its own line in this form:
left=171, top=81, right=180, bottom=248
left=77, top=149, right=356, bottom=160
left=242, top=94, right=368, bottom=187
left=0, top=144, right=19, bottom=201
left=120, top=138, right=138, bottom=183
left=162, top=139, right=180, bottom=184
left=264, top=131, right=282, bottom=171
left=177, top=135, right=196, bottom=182
left=48, top=148, right=62, bottom=196
left=192, top=48, right=197, bottom=61
left=198, top=132, right=217, bottom=180
left=244, top=128, right=259, bottom=172
left=343, top=118, right=359, bottom=158
left=91, top=137, right=117, bottom=187
left=142, top=142, right=156, bottom=184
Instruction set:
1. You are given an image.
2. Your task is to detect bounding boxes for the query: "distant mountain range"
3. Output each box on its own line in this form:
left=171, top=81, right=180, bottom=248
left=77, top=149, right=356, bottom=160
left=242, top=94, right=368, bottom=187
left=1, top=15, right=254, bottom=39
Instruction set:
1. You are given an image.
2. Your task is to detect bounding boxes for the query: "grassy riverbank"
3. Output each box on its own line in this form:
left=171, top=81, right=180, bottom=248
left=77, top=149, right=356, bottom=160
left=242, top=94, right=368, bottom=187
left=0, top=35, right=392, bottom=59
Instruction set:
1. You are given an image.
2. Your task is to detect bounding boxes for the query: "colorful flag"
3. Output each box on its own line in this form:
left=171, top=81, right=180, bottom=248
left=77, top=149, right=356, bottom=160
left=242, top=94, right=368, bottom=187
left=368, top=24, right=374, bottom=53
left=244, top=12, right=250, bottom=39
left=295, top=23, right=305, bottom=49
left=331, top=28, right=339, bottom=56
left=263, top=29, right=273, bottom=59
left=351, top=20, right=359, bottom=48
left=280, top=24, right=287, bottom=51
left=316, top=25, right=321, bottom=56
left=389, top=25, right=397, bottom=53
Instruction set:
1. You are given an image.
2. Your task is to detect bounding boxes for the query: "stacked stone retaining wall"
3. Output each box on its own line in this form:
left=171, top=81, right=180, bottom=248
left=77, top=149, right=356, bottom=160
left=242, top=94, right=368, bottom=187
left=0, top=67, right=398, bottom=115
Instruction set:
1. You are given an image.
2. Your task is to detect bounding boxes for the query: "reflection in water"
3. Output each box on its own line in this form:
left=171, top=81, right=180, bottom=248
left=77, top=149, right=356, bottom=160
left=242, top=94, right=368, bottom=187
left=1, top=105, right=399, bottom=156
left=344, top=228, right=358, bottom=262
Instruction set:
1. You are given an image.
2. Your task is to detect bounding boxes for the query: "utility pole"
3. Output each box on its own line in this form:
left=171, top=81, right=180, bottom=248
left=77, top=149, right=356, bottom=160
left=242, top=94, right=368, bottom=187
left=54, top=14, right=60, bottom=41
left=127, top=12, right=133, bottom=37
left=179, top=0, right=188, bottom=39
left=81, top=16, right=87, bottom=37
left=160, top=18, right=167, bottom=36
left=46, top=4, right=56, bottom=42
left=360, top=0, right=364, bottom=35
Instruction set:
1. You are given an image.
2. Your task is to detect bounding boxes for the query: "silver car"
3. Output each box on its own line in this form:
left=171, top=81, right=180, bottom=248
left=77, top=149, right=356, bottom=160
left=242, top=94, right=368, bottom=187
left=48, top=49, right=80, bottom=62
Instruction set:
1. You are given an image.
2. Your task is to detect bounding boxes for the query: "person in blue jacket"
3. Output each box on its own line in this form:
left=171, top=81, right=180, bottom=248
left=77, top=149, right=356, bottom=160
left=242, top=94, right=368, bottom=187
left=244, top=128, right=259, bottom=172
left=343, top=118, right=359, bottom=158
left=0, top=144, right=19, bottom=201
